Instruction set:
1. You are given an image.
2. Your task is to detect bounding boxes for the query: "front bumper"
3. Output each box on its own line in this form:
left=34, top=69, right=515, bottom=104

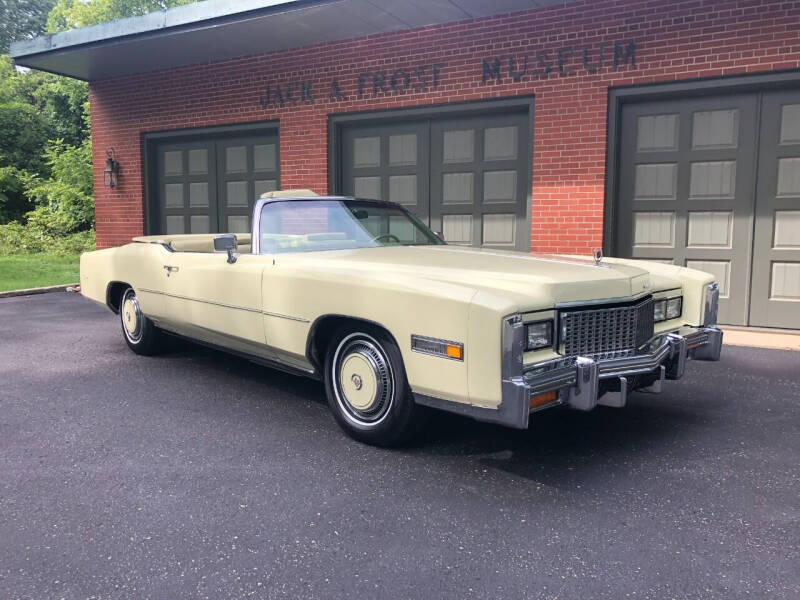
left=492, top=324, right=722, bottom=429
left=413, top=323, right=722, bottom=430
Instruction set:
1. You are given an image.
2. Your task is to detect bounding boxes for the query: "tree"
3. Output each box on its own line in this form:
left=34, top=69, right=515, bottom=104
left=46, top=0, right=196, bottom=32
left=0, top=0, right=56, bottom=54
left=0, top=0, right=197, bottom=231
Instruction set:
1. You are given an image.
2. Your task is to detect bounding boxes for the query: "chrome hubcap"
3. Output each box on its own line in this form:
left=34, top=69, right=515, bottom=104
left=332, top=334, right=394, bottom=426
left=121, top=289, right=144, bottom=343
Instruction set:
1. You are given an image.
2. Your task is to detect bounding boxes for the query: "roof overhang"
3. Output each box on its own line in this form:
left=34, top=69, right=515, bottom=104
left=10, top=0, right=570, bottom=81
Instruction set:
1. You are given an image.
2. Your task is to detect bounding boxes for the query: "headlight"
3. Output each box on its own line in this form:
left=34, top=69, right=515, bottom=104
left=525, top=320, right=553, bottom=350
left=654, top=296, right=682, bottom=322
left=653, top=299, right=667, bottom=322
left=666, top=296, right=682, bottom=320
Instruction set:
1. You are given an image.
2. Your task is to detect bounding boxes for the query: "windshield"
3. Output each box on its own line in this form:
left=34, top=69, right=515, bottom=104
left=258, top=199, right=444, bottom=254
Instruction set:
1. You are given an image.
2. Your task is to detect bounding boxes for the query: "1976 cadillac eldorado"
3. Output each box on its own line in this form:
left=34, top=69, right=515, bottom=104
left=80, top=190, right=722, bottom=446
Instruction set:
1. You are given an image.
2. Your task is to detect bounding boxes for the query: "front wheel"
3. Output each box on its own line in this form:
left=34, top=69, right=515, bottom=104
left=120, top=287, right=163, bottom=355
left=324, top=325, right=425, bottom=446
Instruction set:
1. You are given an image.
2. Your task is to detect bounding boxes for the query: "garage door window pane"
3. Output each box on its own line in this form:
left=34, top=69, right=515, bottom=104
left=166, top=215, right=184, bottom=234
left=164, top=183, right=183, bottom=207
left=389, top=134, right=417, bottom=166
left=190, top=215, right=209, bottom=234
left=254, top=144, right=276, bottom=172
left=774, top=211, right=800, bottom=247
left=255, top=180, right=278, bottom=198
left=389, top=175, right=417, bottom=206
left=634, top=163, right=677, bottom=200
left=637, top=114, right=678, bottom=151
left=484, top=126, right=517, bottom=161
left=780, top=104, right=800, bottom=144
left=770, top=262, right=800, bottom=300
left=227, top=181, right=249, bottom=207
left=188, top=149, right=207, bottom=175
left=482, top=214, right=515, bottom=245
left=692, top=109, right=739, bottom=149
left=354, top=137, right=380, bottom=167
left=483, top=170, right=516, bottom=203
left=228, top=215, right=250, bottom=233
left=777, top=157, right=800, bottom=197
left=442, top=215, right=472, bottom=245
left=687, top=211, right=733, bottom=247
left=443, top=130, right=474, bottom=163
left=443, top=173, right=473, bottom=204
left=354, top=176, right=381, bottom=199
left=189, top=182, right=208, bottom=207
left=226, top=146, right=247, bottom=174
left=163, top=151, right=183, bottom=176
left=689, top=161, right=736, bottom=199
left=634, top=212, right=675, bottom=246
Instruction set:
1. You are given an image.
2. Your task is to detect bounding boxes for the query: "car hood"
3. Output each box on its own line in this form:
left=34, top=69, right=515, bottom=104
left=280, top=245, right=681, bottom=309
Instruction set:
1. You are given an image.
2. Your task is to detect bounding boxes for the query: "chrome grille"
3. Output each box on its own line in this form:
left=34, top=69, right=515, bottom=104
left=559, top=296, right=654, bottom=357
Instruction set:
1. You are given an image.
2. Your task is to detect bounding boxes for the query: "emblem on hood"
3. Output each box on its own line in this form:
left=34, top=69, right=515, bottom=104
left=592, top=248, right=603, bottom=266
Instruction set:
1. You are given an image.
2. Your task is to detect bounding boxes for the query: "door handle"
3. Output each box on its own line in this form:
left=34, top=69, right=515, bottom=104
left=163, top=265, right=179, bottom=276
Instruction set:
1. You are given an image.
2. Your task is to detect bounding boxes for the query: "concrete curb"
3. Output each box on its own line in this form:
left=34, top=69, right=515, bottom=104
left=721, top=327, right=800, bottom=351
left=0, top=283, right=79, bottom=299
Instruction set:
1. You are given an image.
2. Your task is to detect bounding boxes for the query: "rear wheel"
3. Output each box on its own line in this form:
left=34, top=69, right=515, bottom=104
left=120, top=287, right=163, bottom=355
left=324, top=325, right=424, bottom=446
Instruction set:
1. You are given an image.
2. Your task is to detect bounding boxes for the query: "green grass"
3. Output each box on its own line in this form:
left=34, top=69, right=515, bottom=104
left=0, top=254, right=80, bottom=292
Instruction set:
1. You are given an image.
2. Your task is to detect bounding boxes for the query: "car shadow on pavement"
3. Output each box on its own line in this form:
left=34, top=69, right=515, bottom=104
left=414, top=401, right=706, bottom=487
left=167, top=336, right=709, bottom=487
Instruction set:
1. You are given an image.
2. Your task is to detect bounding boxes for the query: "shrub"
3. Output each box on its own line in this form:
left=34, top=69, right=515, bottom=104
left=0, top=222, right=95, bottom=255
left=22, top=138, right=93, bottom=236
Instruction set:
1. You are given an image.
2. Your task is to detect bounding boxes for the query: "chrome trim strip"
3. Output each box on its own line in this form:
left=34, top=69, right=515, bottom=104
left=139, top=288, right=309, bottom=322
left=157, top=327, right=318, bottom=378
left=262, top=310, right=310, bottom=323
left=554, top=291, right=651, bottom=309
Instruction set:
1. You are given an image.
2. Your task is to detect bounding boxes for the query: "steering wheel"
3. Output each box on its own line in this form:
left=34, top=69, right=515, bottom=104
left=372, top=233, right=401, bottom=244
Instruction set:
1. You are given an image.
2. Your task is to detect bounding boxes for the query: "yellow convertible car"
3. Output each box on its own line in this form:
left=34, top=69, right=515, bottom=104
left=80, top=191, right=722, bottom=446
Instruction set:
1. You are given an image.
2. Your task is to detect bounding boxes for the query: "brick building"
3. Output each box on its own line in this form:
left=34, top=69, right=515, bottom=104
left=10, top=0, right=800, bottom=328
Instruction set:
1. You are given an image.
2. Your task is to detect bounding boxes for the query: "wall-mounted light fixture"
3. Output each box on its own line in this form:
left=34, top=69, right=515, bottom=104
left=104, top=148, right=120, bottom=189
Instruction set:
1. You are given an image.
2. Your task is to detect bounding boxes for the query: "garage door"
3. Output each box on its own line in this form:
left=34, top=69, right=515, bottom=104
left=340, top=111, right=529, bottom=251
left=153, top=131, right=279, bottom=235
left=616, top=89, right=800, bottom=329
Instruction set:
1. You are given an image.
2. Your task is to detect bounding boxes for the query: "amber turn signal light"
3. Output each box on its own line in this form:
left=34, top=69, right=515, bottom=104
left=445, top=344, right=463, bottom=360
left=530, top=390, right=558, bottom=409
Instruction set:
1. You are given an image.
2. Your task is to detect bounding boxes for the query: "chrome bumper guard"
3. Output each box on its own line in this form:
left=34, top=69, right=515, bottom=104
left=491, top=321, right=723, bottom=430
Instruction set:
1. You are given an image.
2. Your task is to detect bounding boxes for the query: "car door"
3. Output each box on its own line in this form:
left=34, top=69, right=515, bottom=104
left=159, top=250, right=273, bottom=359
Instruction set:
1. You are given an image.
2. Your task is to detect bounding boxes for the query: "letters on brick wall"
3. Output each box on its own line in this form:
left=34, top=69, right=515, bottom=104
left=481, top=40, right=636, bottom=84
left=259, top=63, right=444, bottom=109
left=258, top=40, right=635, bottom=108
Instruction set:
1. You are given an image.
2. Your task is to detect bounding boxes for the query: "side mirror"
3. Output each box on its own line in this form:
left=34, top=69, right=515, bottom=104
left=214, top=234, right=238, bottom=264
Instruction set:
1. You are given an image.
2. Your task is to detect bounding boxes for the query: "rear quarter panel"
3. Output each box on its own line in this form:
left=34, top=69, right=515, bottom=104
left=80, top=243, right=171, bottom=318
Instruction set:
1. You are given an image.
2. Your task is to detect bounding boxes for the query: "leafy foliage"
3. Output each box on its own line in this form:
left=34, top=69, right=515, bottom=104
left=1, top=0, right=197, bottom=253
left=46, top=0, right=196, bottom=32
left=0, top=0, right=56, bottom=53
left=24, top=138, right=94, bottom=235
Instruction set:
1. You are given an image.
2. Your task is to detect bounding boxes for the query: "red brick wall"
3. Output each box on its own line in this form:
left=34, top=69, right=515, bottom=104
left=89, top=0, right=800, bottom=251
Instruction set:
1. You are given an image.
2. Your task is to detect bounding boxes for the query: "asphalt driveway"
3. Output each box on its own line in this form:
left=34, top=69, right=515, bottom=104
left=1, top=293, right=798, bottom=599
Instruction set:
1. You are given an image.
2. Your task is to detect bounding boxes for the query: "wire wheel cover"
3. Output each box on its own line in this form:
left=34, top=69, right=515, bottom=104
left=333, top=334, right=394, bottom=425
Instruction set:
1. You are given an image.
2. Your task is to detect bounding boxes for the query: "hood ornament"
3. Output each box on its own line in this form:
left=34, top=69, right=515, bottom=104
left=592, top=248, right=603, bottom=266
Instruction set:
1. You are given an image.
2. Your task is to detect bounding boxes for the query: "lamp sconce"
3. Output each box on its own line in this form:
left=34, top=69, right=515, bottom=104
left=104, top=148, right=120, bottom=189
